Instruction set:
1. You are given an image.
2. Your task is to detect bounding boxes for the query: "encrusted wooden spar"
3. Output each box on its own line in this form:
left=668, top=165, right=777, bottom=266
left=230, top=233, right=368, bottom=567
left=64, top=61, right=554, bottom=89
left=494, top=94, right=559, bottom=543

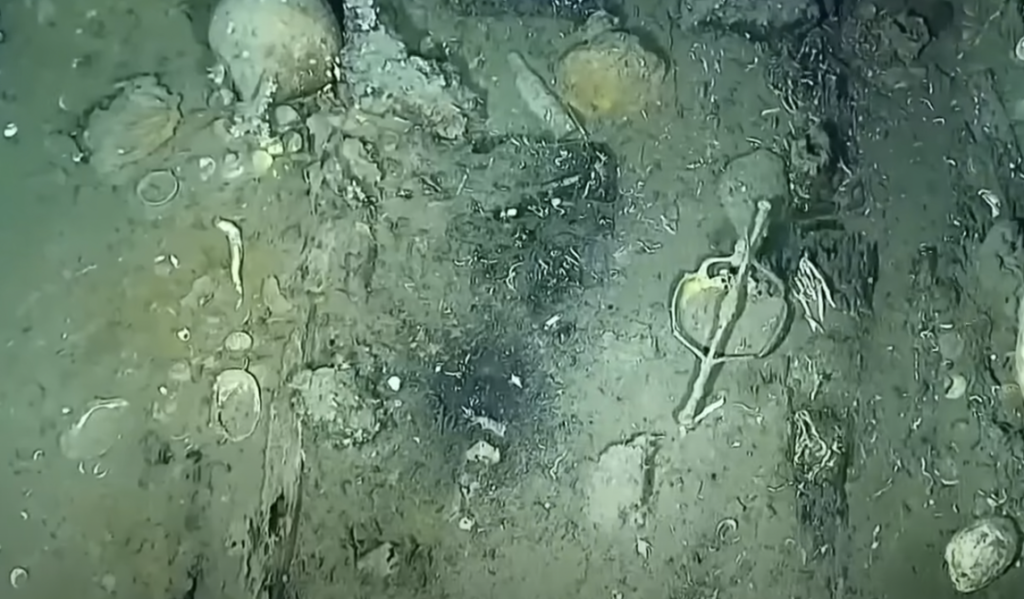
left=507, top=51, right=581, bottom=139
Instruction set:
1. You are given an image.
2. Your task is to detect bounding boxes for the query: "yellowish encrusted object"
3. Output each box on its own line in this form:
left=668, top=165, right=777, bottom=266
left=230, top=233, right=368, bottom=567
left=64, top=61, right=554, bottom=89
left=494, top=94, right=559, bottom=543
left=677, top=270, right=729, bottom=306
left=555, top=14, right=665, bottom=119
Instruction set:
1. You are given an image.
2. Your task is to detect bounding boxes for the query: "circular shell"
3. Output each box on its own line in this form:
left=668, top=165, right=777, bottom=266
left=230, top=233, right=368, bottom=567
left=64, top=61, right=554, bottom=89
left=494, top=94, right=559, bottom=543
left=223, top=331, right=253, bottom=352
left=1016, top=37, right=1024, bottom=62
left=135, top=169, right=180, bottom=208
left=212, top=369, right=262, bottom=442
left=945, top=516, right=1020, bottom=593
left=943, top=373, right=967, bottom=400
left=9, top=567, right=28, bottom=588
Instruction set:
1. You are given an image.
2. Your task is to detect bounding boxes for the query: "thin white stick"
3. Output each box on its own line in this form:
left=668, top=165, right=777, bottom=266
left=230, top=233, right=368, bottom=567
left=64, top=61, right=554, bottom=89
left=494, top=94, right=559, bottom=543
left=1015, top=294, right=1024, bottom=395
left=676, top=201, right=771, bottom=432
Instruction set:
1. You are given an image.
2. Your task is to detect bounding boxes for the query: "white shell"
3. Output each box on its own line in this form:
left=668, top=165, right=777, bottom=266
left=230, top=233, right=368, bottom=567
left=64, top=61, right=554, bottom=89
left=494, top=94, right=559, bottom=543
left=1015, top=36, right=1024, bottom=62
left=198, top=156, right=217, bottom=181
left=945, top=516, right=1020, bottom=593
left=943, top=373, right=967, bottom=400
left=264, top=138, right=286, bottom=157
left=222, top=152, right=244, bottom=179
left=9, top=567, right=27, bottom=588
left=251, top=149, right=274, bottom=176
left=223, top=331, right=253, bottom=352
left=212, top=369, right=261, bottom=442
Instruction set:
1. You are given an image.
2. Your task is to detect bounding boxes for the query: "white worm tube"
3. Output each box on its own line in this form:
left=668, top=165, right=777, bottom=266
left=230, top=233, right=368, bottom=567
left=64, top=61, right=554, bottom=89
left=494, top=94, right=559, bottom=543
left=214, top=217, right=244, bottom=304
left=1015, top=294, right=1024, bottom=394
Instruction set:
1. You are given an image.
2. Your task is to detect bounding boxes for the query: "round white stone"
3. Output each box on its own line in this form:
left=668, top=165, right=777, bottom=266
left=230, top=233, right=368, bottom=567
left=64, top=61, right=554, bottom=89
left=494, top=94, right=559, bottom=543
left=386, top=375, right=401, bottom=392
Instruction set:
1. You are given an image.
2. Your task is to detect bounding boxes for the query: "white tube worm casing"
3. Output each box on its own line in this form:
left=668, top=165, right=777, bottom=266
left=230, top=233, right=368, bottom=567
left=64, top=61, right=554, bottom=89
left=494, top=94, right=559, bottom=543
left=214, top=217, right=244, bottom=303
